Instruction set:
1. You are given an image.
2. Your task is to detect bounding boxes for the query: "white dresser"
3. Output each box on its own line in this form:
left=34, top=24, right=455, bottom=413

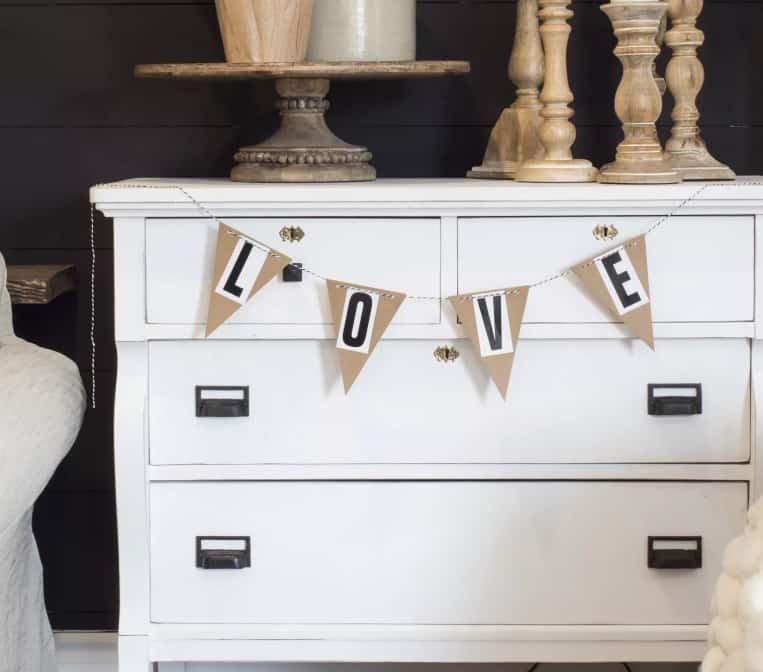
left=92, top=178, right=763, bottom=671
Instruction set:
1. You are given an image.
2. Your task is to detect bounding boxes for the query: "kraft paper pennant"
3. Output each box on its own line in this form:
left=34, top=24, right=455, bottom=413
left=572, top=234, right=654, bottom=349
left=448, top=286, right=529, bottom=399
left=327, top=279, right=407, bottom=393
left=206, top=223, right=291, bottom=337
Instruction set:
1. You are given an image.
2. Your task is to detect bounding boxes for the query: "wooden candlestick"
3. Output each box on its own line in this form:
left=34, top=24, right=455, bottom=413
left=515, top=0, right=597, bottom=183
left=654, top=13, right=667, bottom=95
left=598, top=0, right=681, bottom=184
left=467, top=0, right=544, bottom=179
left=664, top=0, right=734, bottom=179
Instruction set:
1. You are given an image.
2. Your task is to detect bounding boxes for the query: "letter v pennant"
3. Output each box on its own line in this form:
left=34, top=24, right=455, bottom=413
left=449, top=286, right=529, bottom=399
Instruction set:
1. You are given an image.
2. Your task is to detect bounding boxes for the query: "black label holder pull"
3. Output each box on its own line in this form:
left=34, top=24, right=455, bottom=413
left=648, top=536, right=702, bottom=569
left=195, top=386, right=249, bottom=418
left=648, top=383, right=702, bottom=416
left=196, top=536, right=252, bottom=570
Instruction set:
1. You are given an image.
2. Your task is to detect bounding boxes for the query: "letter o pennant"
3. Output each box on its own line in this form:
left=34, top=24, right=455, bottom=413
left=327, top=279, right=406, bottom=393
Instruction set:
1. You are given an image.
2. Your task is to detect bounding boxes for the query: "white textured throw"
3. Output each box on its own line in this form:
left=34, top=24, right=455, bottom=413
left=0, top=255, right=12, bottom=339
left=0, top=253, right=86, bottom=672
left=702, top=498, right=763, bottom=672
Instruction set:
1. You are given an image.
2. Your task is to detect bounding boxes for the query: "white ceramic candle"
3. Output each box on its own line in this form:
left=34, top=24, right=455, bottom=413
left=307, top=0, right=416, bottom=62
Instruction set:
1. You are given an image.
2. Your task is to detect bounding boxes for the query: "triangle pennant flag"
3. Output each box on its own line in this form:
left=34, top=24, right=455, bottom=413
left=206, top=223, right=291, bottom=337
left=327, top=279, right=407, bottom=393
left=572, top=234, right=654, bottom=349
left=448, top=286, right=529, bottom=399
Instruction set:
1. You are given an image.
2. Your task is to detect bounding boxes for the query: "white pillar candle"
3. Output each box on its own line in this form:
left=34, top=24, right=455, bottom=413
left=307, top=0, right=416, bottom=62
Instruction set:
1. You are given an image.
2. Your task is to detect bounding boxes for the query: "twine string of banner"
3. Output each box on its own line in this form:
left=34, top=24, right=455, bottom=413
left=176, top=182, right=717, bottom=301
left=88, top=178, right=763, bottom=406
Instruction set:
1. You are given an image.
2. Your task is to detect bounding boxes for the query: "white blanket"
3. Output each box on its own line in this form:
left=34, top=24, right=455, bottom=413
left=0, top=254, right=85, bottom=672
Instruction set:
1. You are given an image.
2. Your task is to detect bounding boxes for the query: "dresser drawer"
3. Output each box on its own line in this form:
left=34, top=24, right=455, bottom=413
left=458, top=215, right=754, bottom=323
left=145, top=217, right=441, bottom=325
left=148, top=338, right=750, bottom=465
left=150, top=480, right=746, bottom=625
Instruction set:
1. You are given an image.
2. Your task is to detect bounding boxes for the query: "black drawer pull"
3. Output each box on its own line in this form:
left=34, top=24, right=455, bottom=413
left=648, top=536, right=702, bottom=569
left=282, top=262, right=303, bottom=282
left=196, top=536, right=251, bottom=570
left=195, top=386, right=249, bottom=418
left=648, top=384, right=702, bottom=416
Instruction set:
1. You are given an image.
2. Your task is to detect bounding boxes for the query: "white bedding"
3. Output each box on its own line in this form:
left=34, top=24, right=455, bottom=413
left=0, top=254, right=85, bottom=672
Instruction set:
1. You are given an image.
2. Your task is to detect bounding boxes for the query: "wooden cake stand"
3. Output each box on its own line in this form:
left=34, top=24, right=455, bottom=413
left=135, top=61, right=470, bottom=183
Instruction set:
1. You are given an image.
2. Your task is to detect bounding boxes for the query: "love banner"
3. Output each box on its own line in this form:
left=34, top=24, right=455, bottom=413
left=206, top=223, right=291, bottom=337
left=203, top=227, right=656, bottom=400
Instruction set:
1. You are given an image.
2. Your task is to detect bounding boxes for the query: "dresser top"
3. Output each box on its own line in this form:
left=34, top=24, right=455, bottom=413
left=90, top=177, right=763, bottom=201
left=91, top=177, right=763, bottom=217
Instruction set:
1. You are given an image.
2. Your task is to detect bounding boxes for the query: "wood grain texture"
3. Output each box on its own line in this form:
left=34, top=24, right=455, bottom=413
left=664, top=0, right=735, bottom=179
left=468, top=0, right=544, bottom=179
left=598, top=0, right=680, bottom=184
left=215, top=0, right=313, bottom=63
left=515, top=0, right=597, bottom=182
left=135, top=60, right=471, bottom=80
left=7, top=265, right=76, bottom=304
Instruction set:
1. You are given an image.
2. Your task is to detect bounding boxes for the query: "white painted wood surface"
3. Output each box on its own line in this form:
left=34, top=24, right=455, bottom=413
left=459, top=216, right=754, bottom=323
left=149, top=338, right=750, bottom=465
left=150, top=481, right=746, bottom=625
left=146, top=218, right=441, bottom=326
left=92, top=178, right=763, bottom=666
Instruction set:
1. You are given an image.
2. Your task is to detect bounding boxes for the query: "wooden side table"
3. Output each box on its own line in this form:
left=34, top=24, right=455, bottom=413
left=7, top=265, right=76, bottom=305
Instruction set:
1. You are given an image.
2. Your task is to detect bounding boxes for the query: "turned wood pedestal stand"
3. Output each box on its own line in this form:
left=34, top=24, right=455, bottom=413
left=135, top=62, right=470, bottom=183
left=599, top=0, right=680, bottom=184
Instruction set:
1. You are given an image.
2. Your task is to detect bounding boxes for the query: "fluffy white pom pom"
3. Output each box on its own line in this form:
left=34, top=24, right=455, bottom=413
left=748, top=497, right=763, bottom=531
left=746, top=643, right=763, bottom=672
left=724, top=536, right=763, bottom=579
left=720, top=649, right=746, bottom=672
left=738, top=574, right=763, bottom=621
left=702, top=646, right=727, bottom=672
left=714, top=574, right=743, bottom=619
left=710, top=616, right=744, bottom=653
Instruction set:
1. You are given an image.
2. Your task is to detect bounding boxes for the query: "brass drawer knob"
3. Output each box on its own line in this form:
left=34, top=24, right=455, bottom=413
left=279, top=226, right=305, bottom=243
left=593, top=224, right=619, bottom=241
left=434, top=346, right=460, bottom=363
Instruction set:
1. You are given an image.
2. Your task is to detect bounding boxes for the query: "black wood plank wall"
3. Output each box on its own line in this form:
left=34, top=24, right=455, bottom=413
left=0, top=0, right=756, bottom=630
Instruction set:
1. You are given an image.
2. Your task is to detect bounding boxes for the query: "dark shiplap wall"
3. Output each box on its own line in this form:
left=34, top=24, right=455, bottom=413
left=0, top=0, right=757, bottom=630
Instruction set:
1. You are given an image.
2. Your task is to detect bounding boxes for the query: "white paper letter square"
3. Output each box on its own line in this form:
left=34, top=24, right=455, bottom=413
left=337, top=290, right=380, bottom=354
left=473, top=294, right=514, bottom=357
left=214, top=237, right=264, bottom=306
left=594, top=246, right=649, bottom=316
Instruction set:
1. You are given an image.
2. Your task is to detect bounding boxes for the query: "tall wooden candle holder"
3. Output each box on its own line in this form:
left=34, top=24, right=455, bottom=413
left=664, top=0, right=734, bottom=180
left=598, top=0, right=680, bottom=184
left=515, top=0, right=597, bottom=183
left=467, top=0, right=544, bottom=179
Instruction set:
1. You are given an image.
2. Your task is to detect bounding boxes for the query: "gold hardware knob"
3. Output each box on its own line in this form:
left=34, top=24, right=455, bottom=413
left=279, top=226, right=305, bottom=243
left=593, top=224, right=619, bottom=241
left=434, top=346, right=460, bottom=363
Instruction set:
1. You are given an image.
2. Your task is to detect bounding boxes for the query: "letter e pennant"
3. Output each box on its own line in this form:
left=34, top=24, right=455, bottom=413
left=572, top=234, right=654, bottom=349
left=206, top=223, right=291, bottom=337
left=327, top=279, right=406, bottom=393
left=448, top=286, right=529, bottom=399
